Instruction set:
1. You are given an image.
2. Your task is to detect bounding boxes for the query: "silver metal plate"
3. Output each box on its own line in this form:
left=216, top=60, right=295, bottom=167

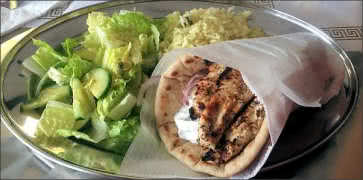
left=1, top=0, right=359, bottom=178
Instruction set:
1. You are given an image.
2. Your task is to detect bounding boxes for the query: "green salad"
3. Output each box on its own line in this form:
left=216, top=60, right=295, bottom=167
left=21, top=8, right=264, bottom=159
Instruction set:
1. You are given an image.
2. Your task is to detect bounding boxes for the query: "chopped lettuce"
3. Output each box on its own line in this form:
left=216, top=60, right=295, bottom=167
left=60, top=55, right=93, bottom=79
left=83, top=11, right=160, bottom=74
left=22, top=57, right=47, bottom=77
left=35, top=101, right=75, bottom=137
left=87, top=111, right=109, bottom=142
left=75, top=46, right=105, bottom=66
left=84, top=11, right=154, bottom=49
left=47, top=67, right=70, bottom=86
left=36, top=100, right=139, bottom=156
left=158, top=11, right=182, bottom=51
left=107, top=116, right=139, bottom=138
left=151, top=24, right=160, bottom=51
left=102, top=45, right=131, bottom=79
left=99, top=78, right=127, bottom=116
left=95, top=115, right=140, bottom=154
left=70, top=78, right=96, bottom=120
left=61, top=37, right=82, bottom=57
left=32, top=39, right=67, bottom=71
left=47, top=55, right=93, bottom=85
left=57, top=129, right=98, bottom=143
left=111, top=11, right=153, bottom=36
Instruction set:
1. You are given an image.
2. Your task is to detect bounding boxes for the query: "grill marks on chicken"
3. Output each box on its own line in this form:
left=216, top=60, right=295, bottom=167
left=185, top=61, right=265, bottom=165
left=195, top=63, right=254, bottom=150
left=198, top=98, right=265, bottom=165
left=221, top=98, right=265, bottom=162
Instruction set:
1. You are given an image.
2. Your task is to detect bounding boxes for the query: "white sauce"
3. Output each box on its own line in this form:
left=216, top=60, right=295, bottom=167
left=174, top=98, right=199, bottom=144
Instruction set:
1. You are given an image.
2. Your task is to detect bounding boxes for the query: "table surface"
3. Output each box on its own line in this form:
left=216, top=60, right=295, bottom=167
left=1, top=1, right=362, bottom=179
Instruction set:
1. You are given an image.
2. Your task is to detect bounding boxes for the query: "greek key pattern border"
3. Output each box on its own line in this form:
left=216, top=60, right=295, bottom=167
left=254, top=0, right=275, bottom=8
left=37, top=0, right=275, bottom=20
left=39, top=7, right=66, bottom=19
left=320, top=26, right=363, bottom=40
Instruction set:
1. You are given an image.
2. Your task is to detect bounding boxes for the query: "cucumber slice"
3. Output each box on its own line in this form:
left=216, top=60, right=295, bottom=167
left=107, top=93, right=137, bottom=121
left=21, top=85, right=71, bottom=111
left=71, top=78, right=96, bottom=120
left=73, top=119, right=89, bottom=130
left=26, top=74, right=40, bottom=101
left=83, top=68, right=111, bottom=99
left=35, top=61, right=66, bottom=96
left=35, top=73, right=52, bottom=96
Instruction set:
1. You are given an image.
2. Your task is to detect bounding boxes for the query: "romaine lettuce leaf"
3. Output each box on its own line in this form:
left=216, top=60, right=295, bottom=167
left=85, top=12, right=121, bottom=49
left=107, top=116, right=139, bottom=138
left=158, top=12, right=181, bottom=42
left=86, top=111, right=109, bottom=142
left=95, top=115, right=140, bottom=154
left=47, top=67, right=70, bottom=86
left=61, top=38, right=82, bottom=57
left=124, top=64, right=143, bottom=95
left=36, top=101, right=75, bottom=137
left=151, top=24, right=160, bottom=51
left=47, top=55, right=93, bottom=85
left=85, top=11, right=154, bottom=49
left=82, top=11, right=160, bottom=82
left=57, top=129, right=98, bottom=143
left=74, top=47, right=105, bottom=66
left=32, top=39, right=67, bottom=71
left=60, top=55, right=93, bottom=79
left=99, top=78, right=127, bottom=116
left=102, top=45, right=130, bottom=79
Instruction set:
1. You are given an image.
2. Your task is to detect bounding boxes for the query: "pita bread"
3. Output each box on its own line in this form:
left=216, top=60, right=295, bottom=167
left=155, top=55, right=269, bottom=177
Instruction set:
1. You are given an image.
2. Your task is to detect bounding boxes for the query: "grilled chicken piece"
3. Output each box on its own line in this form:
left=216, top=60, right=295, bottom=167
left=192, top=64, right=254, bottom=151
left=220, top=98, right=265, bottom=162
left=190, top=63, right=224, bottom=119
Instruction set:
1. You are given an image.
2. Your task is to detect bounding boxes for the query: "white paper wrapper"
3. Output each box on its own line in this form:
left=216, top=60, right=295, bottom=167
left=119, top=32, right=345, bottom=178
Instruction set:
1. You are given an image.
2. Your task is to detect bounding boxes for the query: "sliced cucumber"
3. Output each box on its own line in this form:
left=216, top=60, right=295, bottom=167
left=107, top=93, right=137, bottom=121
left=83, top=68, right=111, bottom=99
left=26, top=74, right=40, bottom=101
left=35, top=73, right=52, bottom=96
left=21, top=85, right=71, bottom=112
left=35, top=61, right=67, bottom=96
left=71, top=78, right=96, bottom=120
left=73, top=119, right=89, bottom=130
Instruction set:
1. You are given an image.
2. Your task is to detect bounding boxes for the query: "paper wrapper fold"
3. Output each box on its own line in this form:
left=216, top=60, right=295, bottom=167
left=119, top=32, right=345, bottom=178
